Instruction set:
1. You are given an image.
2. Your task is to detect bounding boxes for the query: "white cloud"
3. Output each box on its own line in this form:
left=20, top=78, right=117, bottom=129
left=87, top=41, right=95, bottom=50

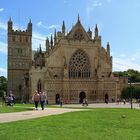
left=113, top=54, right=140, bottom=72
left=36, top=21, right=60, bottom=30
left=36, top=21, right=42, bottom=27
left=86, top=0, right=103, bottom=19
left=0, top=41, right=7, bottom=54
left=49, top=24, right=60, bottom=29
left=0, top=67, right=7, bottom=77
left=86, top=0, right=112, bottom=19
left=0, top=8, right=4, bottom=12
left=0, top=20, right=26, bottom=31
left=32, top=32, right=46, bottom=51
left=0, top=21, right=7, bottom=30
left=93, top=1, right=102, bottom=7
left=0, top=68, right=7, bottom=73
left=106, top=0, right=111, bottom=3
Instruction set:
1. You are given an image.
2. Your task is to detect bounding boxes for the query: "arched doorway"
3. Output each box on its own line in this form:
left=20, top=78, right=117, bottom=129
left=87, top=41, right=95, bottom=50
left=105, top=93, right=109, bottom=103
left=56, top=94, right=60, bottom=104
left=79, top=91, right=86, bottom=103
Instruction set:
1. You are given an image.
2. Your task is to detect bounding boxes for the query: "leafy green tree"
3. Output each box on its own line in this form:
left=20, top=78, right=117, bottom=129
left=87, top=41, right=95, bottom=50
left=121, top=86, right=140, bottom=99
left=114, top=69, right=140, bottom=83
left=0, top=76, right=7, bottom=97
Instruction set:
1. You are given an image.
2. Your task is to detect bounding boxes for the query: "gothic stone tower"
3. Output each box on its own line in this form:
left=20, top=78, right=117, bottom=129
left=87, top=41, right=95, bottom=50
left=7, top=18, right=32, bottom=101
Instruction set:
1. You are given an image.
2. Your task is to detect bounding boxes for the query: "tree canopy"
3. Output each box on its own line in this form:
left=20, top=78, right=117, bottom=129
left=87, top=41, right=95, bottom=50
left=0, top=76, right=7, bottom=97
left=114, top=69, right=140, bottom=82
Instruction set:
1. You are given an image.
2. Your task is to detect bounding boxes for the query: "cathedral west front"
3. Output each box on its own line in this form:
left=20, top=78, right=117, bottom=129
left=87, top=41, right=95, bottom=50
left=7, top=16, right=128, bottom=104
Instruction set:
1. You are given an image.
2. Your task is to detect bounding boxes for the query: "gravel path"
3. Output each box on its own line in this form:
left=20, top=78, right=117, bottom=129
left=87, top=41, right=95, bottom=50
left=0, top=108, right=83, bottom=123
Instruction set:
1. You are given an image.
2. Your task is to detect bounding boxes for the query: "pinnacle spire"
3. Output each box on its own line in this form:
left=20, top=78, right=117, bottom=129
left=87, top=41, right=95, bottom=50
left=8, top=16, right=13, bottom=33
left=78, top=14, right=80, bottom=23
left=88, top=27, right=91, bottom=32
left=88, top=27, right=92, bottom=38
left=9, top=17, right=12, bottom=22
left=54, top=29, right=57, bottom=38
left=50, top=34, right=53, bottom=47
left=62, top=20, right=65, bottom=35
left=28, top=18, right=32, bottom=25
left=39, top=44, right=42, bottom=54
left=54, top=29, right=57, bottom=45
left=107, top=42, right=110, bottom=46
left=95, top=24, right=98, bottom=37
left=107, top=42, right=110, bottom=56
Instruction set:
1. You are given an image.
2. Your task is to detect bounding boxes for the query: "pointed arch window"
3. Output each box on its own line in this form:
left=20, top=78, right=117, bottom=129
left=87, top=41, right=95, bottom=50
left=69, top=49, right=90, bottom=79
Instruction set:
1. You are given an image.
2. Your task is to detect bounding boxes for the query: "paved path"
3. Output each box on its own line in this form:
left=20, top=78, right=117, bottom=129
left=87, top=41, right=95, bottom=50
left=61, top=103, right=140, bottom=109
left=0, top=108, right=83, bottom=123
left=0, top=103, right=139, bottom=123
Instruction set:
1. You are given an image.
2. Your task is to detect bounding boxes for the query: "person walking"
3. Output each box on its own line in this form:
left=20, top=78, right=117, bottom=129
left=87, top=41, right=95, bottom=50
left=60, top=97, right=63, bottom=107
left=40, top=92, right=47, bottom=110
left=32, top=90, right=40, bottom=110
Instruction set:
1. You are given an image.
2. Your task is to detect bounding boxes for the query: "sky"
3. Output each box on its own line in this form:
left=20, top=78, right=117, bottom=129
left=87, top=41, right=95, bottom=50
left=0, top=0, right=140, bottom=77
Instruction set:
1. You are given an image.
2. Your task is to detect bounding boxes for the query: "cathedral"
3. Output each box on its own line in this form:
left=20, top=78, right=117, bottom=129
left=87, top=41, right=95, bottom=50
left=7, top=16, right=128, bottom=104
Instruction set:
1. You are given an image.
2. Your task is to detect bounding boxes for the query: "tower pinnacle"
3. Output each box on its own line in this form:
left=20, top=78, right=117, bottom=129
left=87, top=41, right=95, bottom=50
left=62, top=20, right=65, bottom=35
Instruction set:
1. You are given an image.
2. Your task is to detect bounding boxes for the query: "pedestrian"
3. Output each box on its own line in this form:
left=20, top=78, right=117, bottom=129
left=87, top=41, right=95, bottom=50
left=6, top=95, right=13, bottom=106
left=105, top=98, right=108, bottom=104
left=123, top=99, right=126, bottom=104
left=60, top=98, right=63, bottom=107
left=82, top=98, right=88, bottom=106
left=40, top=92, right=47, bottom=110
left=32, top=90, right=40, bottom=110
left=85, top=98, right=88, bottom=106
left=117, top=98, right=120, bottom=104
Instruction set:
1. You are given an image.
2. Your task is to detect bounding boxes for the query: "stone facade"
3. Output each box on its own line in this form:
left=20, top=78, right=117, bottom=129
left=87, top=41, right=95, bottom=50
left=7, top=18, right=32, bottom=102
left=7, top=16, right=128, bottom=104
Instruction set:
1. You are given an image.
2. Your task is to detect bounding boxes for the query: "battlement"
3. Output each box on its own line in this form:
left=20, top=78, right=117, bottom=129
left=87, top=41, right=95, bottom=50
left=10, top=29, right=32, bottom=36
left=8, top=18, right=32, bottom=36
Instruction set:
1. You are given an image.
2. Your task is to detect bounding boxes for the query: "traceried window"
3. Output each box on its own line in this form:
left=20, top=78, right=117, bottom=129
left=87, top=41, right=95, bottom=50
left=73, top=29, right=84, bottom=41
left=69, top=49, right=90, bottom=79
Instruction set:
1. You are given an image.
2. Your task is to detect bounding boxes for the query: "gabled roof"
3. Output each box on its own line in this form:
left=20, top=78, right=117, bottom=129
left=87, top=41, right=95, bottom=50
left=66, top=18, right=91, bottom=41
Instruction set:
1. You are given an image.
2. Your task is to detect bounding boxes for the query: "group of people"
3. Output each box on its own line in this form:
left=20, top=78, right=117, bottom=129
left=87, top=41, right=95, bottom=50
left=32, top=90, right=47, bottom=110
left=2, top=91, right=15, bottom=106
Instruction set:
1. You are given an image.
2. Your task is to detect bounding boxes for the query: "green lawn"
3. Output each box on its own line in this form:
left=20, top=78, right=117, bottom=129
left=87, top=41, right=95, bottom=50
left=0, top=103, right=68, bottom=113
left=0, top=104, right=33, bottom=113
left=0, top=108, right=140, bottom=140
left=0, top=102, right=81, bottom=113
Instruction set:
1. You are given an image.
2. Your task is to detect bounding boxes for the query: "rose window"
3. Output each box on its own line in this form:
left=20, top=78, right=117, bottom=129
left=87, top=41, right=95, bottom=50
left=69, top=49, right=90, bottom=79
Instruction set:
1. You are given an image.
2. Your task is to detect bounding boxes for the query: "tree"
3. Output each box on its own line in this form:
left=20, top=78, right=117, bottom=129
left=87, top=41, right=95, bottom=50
left=0, top=76, right=7, bottom=97
left=114, top=69, right=140, bottom=83
left=121, top=86, right=140, bottom=100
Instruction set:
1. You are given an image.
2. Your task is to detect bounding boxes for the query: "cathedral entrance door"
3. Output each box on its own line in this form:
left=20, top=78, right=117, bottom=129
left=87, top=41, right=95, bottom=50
left=56, top=94, right=60, bottom=104
left=79, top=92, right=86, bottom=103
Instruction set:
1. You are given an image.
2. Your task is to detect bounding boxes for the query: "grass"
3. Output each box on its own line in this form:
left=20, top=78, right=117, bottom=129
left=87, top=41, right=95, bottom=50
left=0, top=103, right=67, bottom=113
left=0, top=108, right=140, bottom=140
left=0, top=102, right=85, bottom=113
left=0, top=104, right=34, bottom=113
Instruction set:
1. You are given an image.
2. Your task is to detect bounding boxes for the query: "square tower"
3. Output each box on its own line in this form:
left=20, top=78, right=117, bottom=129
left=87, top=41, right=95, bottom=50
left=7, top=18, right=32, bottom=101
